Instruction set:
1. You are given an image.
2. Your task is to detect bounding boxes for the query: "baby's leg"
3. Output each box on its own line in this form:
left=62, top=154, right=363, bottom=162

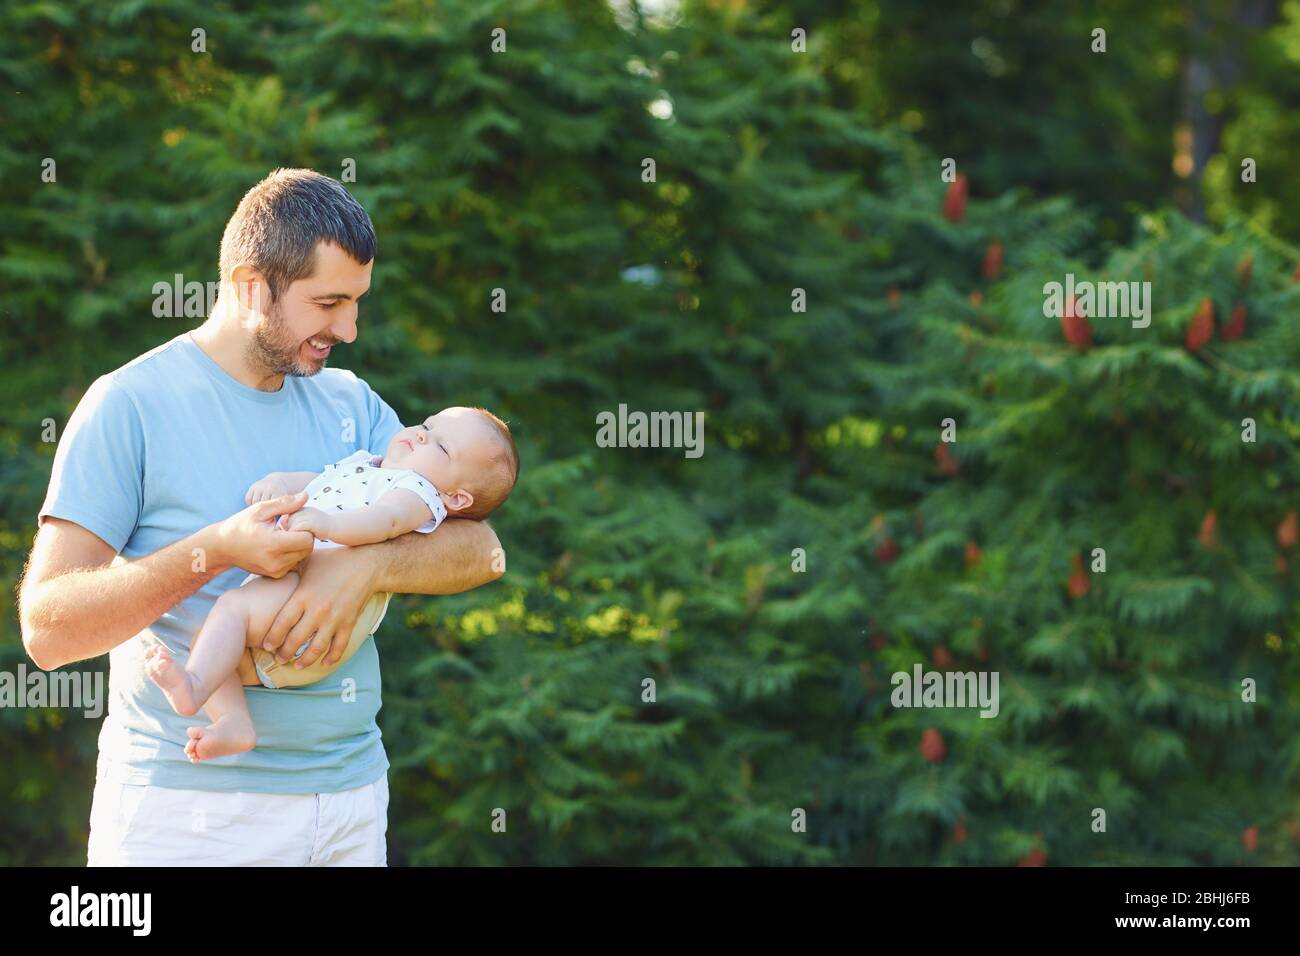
left=184, top=673, right=257, bottom=763
left=145, top=572, right=300, bottom=717
left=178, top=573, right=304, bottom=763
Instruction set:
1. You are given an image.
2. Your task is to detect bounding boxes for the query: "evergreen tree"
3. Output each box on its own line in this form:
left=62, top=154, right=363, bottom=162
left=3, top=0, right=1299, bottom=866
left=868, top=179, right=1300, bottom=864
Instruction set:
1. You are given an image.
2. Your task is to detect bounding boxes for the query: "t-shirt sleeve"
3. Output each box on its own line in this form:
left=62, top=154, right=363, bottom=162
left=37, top=375, right=145, bottom=554
left=360, top=378, right=404, bottom=458
left=382, top=471, right=446, bottom=533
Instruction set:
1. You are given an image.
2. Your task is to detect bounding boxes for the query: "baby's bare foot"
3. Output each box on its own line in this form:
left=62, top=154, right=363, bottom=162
left=185, top=716, right=256, bottom=763
left=143, top=644, right=202, bottom=717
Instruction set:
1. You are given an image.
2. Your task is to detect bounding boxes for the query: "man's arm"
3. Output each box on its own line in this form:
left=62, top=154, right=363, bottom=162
left=371, top=517, right=503, bottom=595
left=261, top=518, right=504, bottom=669
left=18, top=519, right=228, bottom=670
left=19, top=494, right=317, bottom=671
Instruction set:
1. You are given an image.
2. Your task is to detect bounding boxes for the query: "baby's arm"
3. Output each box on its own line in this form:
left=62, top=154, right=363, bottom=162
left=282, top=489, right=435, bottom=547
left=245, top=471, right=320, bottom=505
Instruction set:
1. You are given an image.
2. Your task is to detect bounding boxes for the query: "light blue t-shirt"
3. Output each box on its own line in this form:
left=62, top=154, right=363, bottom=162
left=38, top=331, right=405, bottom=794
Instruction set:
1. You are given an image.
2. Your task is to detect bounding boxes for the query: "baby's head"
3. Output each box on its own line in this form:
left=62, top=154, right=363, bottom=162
left=382, top=406, right=518, bottom=520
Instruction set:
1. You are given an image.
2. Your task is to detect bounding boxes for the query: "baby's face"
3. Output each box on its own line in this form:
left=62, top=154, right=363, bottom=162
left=382, top=407, right=497, bottom=503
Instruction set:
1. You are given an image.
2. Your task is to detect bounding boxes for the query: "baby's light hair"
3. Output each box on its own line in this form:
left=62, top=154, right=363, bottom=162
left=460, top=407, right=518, bottom=521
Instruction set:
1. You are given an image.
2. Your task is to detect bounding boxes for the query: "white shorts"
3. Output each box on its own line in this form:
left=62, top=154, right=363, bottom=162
left=86, top=774, right=389, bottom=866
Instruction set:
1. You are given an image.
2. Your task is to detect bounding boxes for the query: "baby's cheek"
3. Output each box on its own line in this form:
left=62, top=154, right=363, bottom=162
left=416, top=449, right=444, bottom=480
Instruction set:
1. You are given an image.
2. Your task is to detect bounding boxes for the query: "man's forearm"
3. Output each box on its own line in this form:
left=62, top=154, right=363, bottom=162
left=21, top=526, right=231, bottom=669
left=363, top=518, right=503, bottom=596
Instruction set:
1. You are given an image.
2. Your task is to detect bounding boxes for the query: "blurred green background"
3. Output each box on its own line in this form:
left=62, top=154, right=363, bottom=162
left=3, top=0, right=1300, bottom=865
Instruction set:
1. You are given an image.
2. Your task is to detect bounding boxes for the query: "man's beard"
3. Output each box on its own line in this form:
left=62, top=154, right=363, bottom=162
left=245, top=298, right=333, bottom=378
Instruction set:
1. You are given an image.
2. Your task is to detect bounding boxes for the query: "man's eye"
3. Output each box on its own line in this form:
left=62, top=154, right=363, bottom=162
left=321, top=301, right=339, bottom=309
left=421, top=424, right=430, bottom=431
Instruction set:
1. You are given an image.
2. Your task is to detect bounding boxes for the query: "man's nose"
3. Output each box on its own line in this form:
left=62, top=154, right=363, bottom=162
left=414, top=431, right=426, bottom=444
left=329, top=312, right=358, bottom=345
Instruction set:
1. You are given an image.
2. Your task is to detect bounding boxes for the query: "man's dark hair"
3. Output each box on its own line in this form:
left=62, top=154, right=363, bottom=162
left=219, top=168, right=376, bottom=302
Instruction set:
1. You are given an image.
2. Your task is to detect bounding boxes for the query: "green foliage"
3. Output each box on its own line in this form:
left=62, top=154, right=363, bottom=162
left=2, top=0, right=1299, bottom=866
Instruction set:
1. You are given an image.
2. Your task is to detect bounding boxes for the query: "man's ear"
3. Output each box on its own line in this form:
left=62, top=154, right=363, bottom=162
left=443, top=489, right=475, bottom=514
left=230, top=265, right=266, bottom=323
left=230, top=265, right=258, bottom=307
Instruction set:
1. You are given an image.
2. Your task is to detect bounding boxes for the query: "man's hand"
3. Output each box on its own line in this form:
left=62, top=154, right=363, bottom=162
left=260, top=545, right=377, bottom=668
left=213, top=492, right=316, bottom=579
left=259, top=517, right=503, bottom=672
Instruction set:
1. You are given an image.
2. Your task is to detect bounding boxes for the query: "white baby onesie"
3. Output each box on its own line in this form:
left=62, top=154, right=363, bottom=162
left=248, top=449, right=447, bottom=687
left=297, top=449, right=447, bottom=547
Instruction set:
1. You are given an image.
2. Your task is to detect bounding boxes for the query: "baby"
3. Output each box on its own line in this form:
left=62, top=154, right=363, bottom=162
left=144, top=405, right=518, bottom=762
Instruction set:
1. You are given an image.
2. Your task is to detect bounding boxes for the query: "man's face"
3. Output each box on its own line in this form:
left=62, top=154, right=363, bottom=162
left=245, top=240, right=373, bottom=377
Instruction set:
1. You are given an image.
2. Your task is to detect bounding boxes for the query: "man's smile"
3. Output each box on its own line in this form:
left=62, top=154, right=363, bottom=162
left=304, top=336, right=333, bottom=359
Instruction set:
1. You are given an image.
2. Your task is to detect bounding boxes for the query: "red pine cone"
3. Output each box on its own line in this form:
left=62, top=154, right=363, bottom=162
left=1243, top=826, right=1258, bottom=853
left=1221, top=303, right=1246, bottom=342
left=874, top=535, right=899, bottom=563
left=965, top=540, right=983, bottom=567
left=920, top=728, right=946, bottom=763
left=1185, top=297, right=1214, bottom=352
left=969, top=289, right=984, bottom=307
left=953, top=817, right=969, bottom=843
left=943, top=174, right=968, bottom=223
left=1236, top=253, right=1253, bottom=287
left=1278, top=511, right=1298, bottom=550
left=933, top=645, right=954, bottom=668
left=935, top=442, right=960, bottom=476
left=1017, top=847, right=1047, bottom=867
left=1198, top=510, right=1217, bottom=548
left=1277, top=553, right=1288, bottom=577
left=1067, top=552, right=1089, bottom=599
left=1061, top=294, right=1092, bottom=349
left=982, top=241, right=1003, bottom=280
left=887, top=286, right=901, bottom=309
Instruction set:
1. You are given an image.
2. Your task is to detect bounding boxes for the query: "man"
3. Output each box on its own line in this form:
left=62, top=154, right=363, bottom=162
left=17, top=168, right=502, bottom=866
